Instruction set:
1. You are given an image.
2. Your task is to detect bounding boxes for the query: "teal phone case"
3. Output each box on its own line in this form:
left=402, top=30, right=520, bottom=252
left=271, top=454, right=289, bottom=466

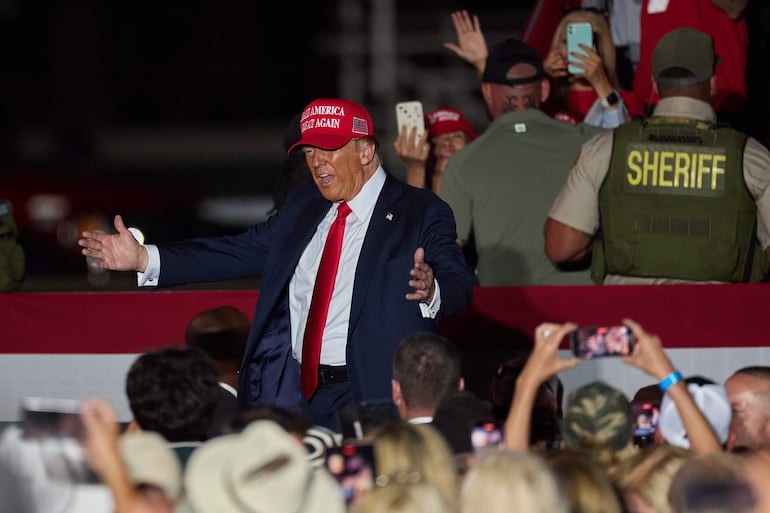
left=566, top=22, right=592, bottom=74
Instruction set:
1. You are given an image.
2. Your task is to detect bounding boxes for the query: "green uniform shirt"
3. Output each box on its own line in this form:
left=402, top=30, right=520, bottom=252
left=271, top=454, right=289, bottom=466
left=440, top=109, right=603, bottom=286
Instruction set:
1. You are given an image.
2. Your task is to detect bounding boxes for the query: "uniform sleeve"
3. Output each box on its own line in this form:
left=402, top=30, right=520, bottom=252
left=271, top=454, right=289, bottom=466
left=743, top=137, right=770, bottom=249
left=548, top=129, right=614, bottom=235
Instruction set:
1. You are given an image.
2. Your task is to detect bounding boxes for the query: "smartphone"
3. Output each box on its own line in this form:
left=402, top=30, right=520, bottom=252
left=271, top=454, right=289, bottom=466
left=631, top=402, right=659, bottom=437
left=570, top=325, right=635, bottom=359
left=325, top=443, right=377, bottom=505
left=20, top=396, right=100, bottom=484
left=471, top=420, right=504, bottom=452
left=566, top=21, right=593, bottom=74
left=395, top=101, right=425, bottom=139
left=21, top=396, right=85, bottom=440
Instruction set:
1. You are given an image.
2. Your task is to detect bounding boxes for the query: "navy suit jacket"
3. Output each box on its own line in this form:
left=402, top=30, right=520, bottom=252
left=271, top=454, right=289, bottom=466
left=156, top=171, right=473, bottom=413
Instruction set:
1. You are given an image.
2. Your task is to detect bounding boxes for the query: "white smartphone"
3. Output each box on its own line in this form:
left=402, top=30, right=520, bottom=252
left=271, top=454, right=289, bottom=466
left=21, top=396, right=85, bottom=440
left=566, top=22, right=593, bottom=74
left=395, top=101, right=425, bottom=139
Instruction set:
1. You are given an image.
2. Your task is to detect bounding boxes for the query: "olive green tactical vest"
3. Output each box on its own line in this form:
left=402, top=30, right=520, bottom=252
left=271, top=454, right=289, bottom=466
left=591, top=117, right=768, bottom=283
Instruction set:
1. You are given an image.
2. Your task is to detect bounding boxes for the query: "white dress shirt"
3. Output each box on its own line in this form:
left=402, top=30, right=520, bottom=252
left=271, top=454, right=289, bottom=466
left=138, top=165, right=441, bottom=366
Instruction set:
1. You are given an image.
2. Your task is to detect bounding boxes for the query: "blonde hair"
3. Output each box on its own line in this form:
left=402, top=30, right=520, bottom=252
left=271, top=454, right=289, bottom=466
left=612, top=444, right=692, bottom=513
left=370, top=422, right=460, bottom=512
left=546, top=448, right=624, bottom=513
left=461, top=449, right=570, bottom=513
left=351, top=482, right=452, bottom=513
left=550, top=10, right=619, bottom=88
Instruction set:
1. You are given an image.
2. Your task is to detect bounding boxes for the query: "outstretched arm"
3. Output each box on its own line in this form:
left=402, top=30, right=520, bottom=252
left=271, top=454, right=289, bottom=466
left=444, top=10, right=488, bottom=78
left=505, top=322, right=580, bottom=450
left=78, top=214, right=149, bottom=272
left=621, top=318, right=722, bottom=453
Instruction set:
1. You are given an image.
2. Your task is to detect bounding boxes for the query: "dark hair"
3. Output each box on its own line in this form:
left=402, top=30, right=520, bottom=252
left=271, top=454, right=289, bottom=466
left=126, top=347, right=221, bottom=442
left=392, top=332, right=461, bottom=411
left=185, top=306, right=250, bottom=362
left=732, top=366, right=770, bottom=381
left=490, top=354, right=564, bottom=448
left=228, top=405, right=312, bottom=435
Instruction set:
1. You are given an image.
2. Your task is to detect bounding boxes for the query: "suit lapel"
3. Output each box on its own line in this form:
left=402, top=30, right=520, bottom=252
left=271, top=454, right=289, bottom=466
left=262, top=194, right=331, bottom=315
left=349, top=174, right=404, bottom=329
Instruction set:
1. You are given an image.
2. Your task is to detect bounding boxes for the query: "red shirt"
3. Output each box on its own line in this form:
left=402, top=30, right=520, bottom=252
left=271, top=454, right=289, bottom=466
left=551, top=88, right=646, bottom=124
left=633, top=0, right=748, bottom=113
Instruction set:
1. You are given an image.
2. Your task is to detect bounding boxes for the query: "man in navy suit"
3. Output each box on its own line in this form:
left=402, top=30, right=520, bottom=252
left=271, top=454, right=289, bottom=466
left=79, top=98, right=474, bottom=429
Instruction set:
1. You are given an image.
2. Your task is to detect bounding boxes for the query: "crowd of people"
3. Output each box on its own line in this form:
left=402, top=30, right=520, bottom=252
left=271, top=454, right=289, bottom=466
left=2, top=2, right=769, bottom=513
left=1, top=307, right=768, bottom=513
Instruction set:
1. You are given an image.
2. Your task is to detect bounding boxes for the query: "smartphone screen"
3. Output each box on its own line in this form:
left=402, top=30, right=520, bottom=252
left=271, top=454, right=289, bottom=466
left=21, top=396, right=85, bottom=440
left=570, top=325, right=635, bottom=359
left=471, top=421, right=504, bottom=452
left=566, top=22, right=593, bottom=74
left=631, top=402, right=659, bottom=437
left=20, top=397, right=100, bottom=484
left=325, top=444, right=377, bottom=506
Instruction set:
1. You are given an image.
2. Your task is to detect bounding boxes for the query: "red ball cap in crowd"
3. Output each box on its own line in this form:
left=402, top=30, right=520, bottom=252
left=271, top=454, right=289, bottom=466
left=426, top=107, right=476, bottom=140
left=287, top=98, right=375, bottom=154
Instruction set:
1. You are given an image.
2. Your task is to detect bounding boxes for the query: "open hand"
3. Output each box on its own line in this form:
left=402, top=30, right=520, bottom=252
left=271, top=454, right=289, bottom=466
left=444, top=10, right=488, bottom=75
left=78, top=214, right=147, bottom=272
left=406, top=247, right=435, bottom=304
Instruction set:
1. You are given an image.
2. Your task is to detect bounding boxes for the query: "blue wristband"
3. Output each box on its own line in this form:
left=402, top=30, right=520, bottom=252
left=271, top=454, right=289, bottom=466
left=658, top=371, right=683, bottom=392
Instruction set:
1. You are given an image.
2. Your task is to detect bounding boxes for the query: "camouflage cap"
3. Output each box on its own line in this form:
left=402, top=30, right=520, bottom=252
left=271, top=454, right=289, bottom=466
left=562, top=381, right=633, bottom=456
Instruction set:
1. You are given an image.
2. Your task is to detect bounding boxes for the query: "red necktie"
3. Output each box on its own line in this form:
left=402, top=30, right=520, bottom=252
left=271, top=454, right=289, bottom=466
left=301, top=201, right=352, bottom=399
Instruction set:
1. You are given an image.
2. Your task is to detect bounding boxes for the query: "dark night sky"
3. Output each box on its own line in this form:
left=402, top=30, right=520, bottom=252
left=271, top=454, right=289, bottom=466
left=0, top=1, right=336, bottom=128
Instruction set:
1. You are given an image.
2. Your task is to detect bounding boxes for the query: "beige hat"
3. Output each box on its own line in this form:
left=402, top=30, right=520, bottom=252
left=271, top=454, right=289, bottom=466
left=119, top=431, right=182, bottom=500
left=184, top=420, right=345, bottom=513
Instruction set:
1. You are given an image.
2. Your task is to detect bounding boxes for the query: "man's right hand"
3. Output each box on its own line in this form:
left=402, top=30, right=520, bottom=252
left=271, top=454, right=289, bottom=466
left=78, top=214, right=148, bottom=272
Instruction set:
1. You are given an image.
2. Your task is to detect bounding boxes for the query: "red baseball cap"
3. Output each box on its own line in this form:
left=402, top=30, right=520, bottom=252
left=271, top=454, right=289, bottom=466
left=426, top=107, right=476, bottom=140
left=287, top=98, right=375, bottom=154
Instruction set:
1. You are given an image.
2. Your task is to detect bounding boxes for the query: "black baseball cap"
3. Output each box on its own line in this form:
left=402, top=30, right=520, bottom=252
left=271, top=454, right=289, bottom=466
left=482, top=38, right=545, bottom=86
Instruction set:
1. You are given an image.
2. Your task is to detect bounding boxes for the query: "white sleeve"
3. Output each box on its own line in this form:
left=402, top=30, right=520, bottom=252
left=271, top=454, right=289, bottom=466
left=137, top=244, right=160, bottom=287
left=418, top=279, right=441, bottom=319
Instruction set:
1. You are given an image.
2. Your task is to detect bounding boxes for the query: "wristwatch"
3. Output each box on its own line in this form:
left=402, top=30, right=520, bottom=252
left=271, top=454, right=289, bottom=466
left=601, top=91, right=620, bottom=108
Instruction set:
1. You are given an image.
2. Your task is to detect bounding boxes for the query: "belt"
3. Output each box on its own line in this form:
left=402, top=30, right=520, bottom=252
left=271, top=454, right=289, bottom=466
left=318, top=365, right=348, bottom=387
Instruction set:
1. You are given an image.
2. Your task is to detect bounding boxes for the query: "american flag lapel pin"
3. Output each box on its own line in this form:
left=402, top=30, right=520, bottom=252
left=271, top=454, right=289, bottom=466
left=386, top=212, right=393, bottom=221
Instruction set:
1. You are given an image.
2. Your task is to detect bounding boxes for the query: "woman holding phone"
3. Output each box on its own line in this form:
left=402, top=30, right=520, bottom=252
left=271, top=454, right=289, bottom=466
left=543, top=9, right=644, bottom=126
left=445, top=9, right=643, bottom=128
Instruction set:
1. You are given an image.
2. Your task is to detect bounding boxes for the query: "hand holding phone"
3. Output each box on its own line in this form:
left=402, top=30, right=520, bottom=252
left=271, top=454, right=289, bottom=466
left=566, top=22, right=593, bottom=74
left=21, top=396, right=85, bottom=440
left=570, top=325, right=635, bottom=359
left=471, top=421, right=504, bottom=451
left=395, top=101, right=425, bottom=139
left=325, top=443, right=377, bottom=505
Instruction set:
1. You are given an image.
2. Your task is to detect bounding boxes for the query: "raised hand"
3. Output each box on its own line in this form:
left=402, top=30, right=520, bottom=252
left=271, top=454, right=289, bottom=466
left=544, top=46, right=568, bottom=78
left=621, top=318, right=676, bottom=381
left=444, top=10, right=488, bottom=76
left=78, top=214, right=148, bottom=272
left=568, top=43, right=613, bottom=97
left=406, top=247, right=435, bottom=304
left=394, top=125, right=431, bottom=188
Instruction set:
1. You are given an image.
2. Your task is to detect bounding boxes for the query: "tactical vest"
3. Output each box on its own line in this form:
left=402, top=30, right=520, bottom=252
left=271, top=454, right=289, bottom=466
left=591, top=117, right=768, bottom=283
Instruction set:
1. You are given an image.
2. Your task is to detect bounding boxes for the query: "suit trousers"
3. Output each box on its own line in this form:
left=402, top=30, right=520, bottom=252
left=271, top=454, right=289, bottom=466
left=308, top=381, right=354, bottom=431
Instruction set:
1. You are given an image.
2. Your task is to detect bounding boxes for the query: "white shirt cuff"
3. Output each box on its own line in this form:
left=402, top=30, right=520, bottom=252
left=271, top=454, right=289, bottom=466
left=137, top=244, right=160, bottom=287
left=419, top=279, right=441, bottom=318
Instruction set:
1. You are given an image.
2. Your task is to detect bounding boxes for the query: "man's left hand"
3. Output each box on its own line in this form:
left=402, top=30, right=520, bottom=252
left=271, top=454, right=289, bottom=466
left=406, top=247, right=435, bottom=304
